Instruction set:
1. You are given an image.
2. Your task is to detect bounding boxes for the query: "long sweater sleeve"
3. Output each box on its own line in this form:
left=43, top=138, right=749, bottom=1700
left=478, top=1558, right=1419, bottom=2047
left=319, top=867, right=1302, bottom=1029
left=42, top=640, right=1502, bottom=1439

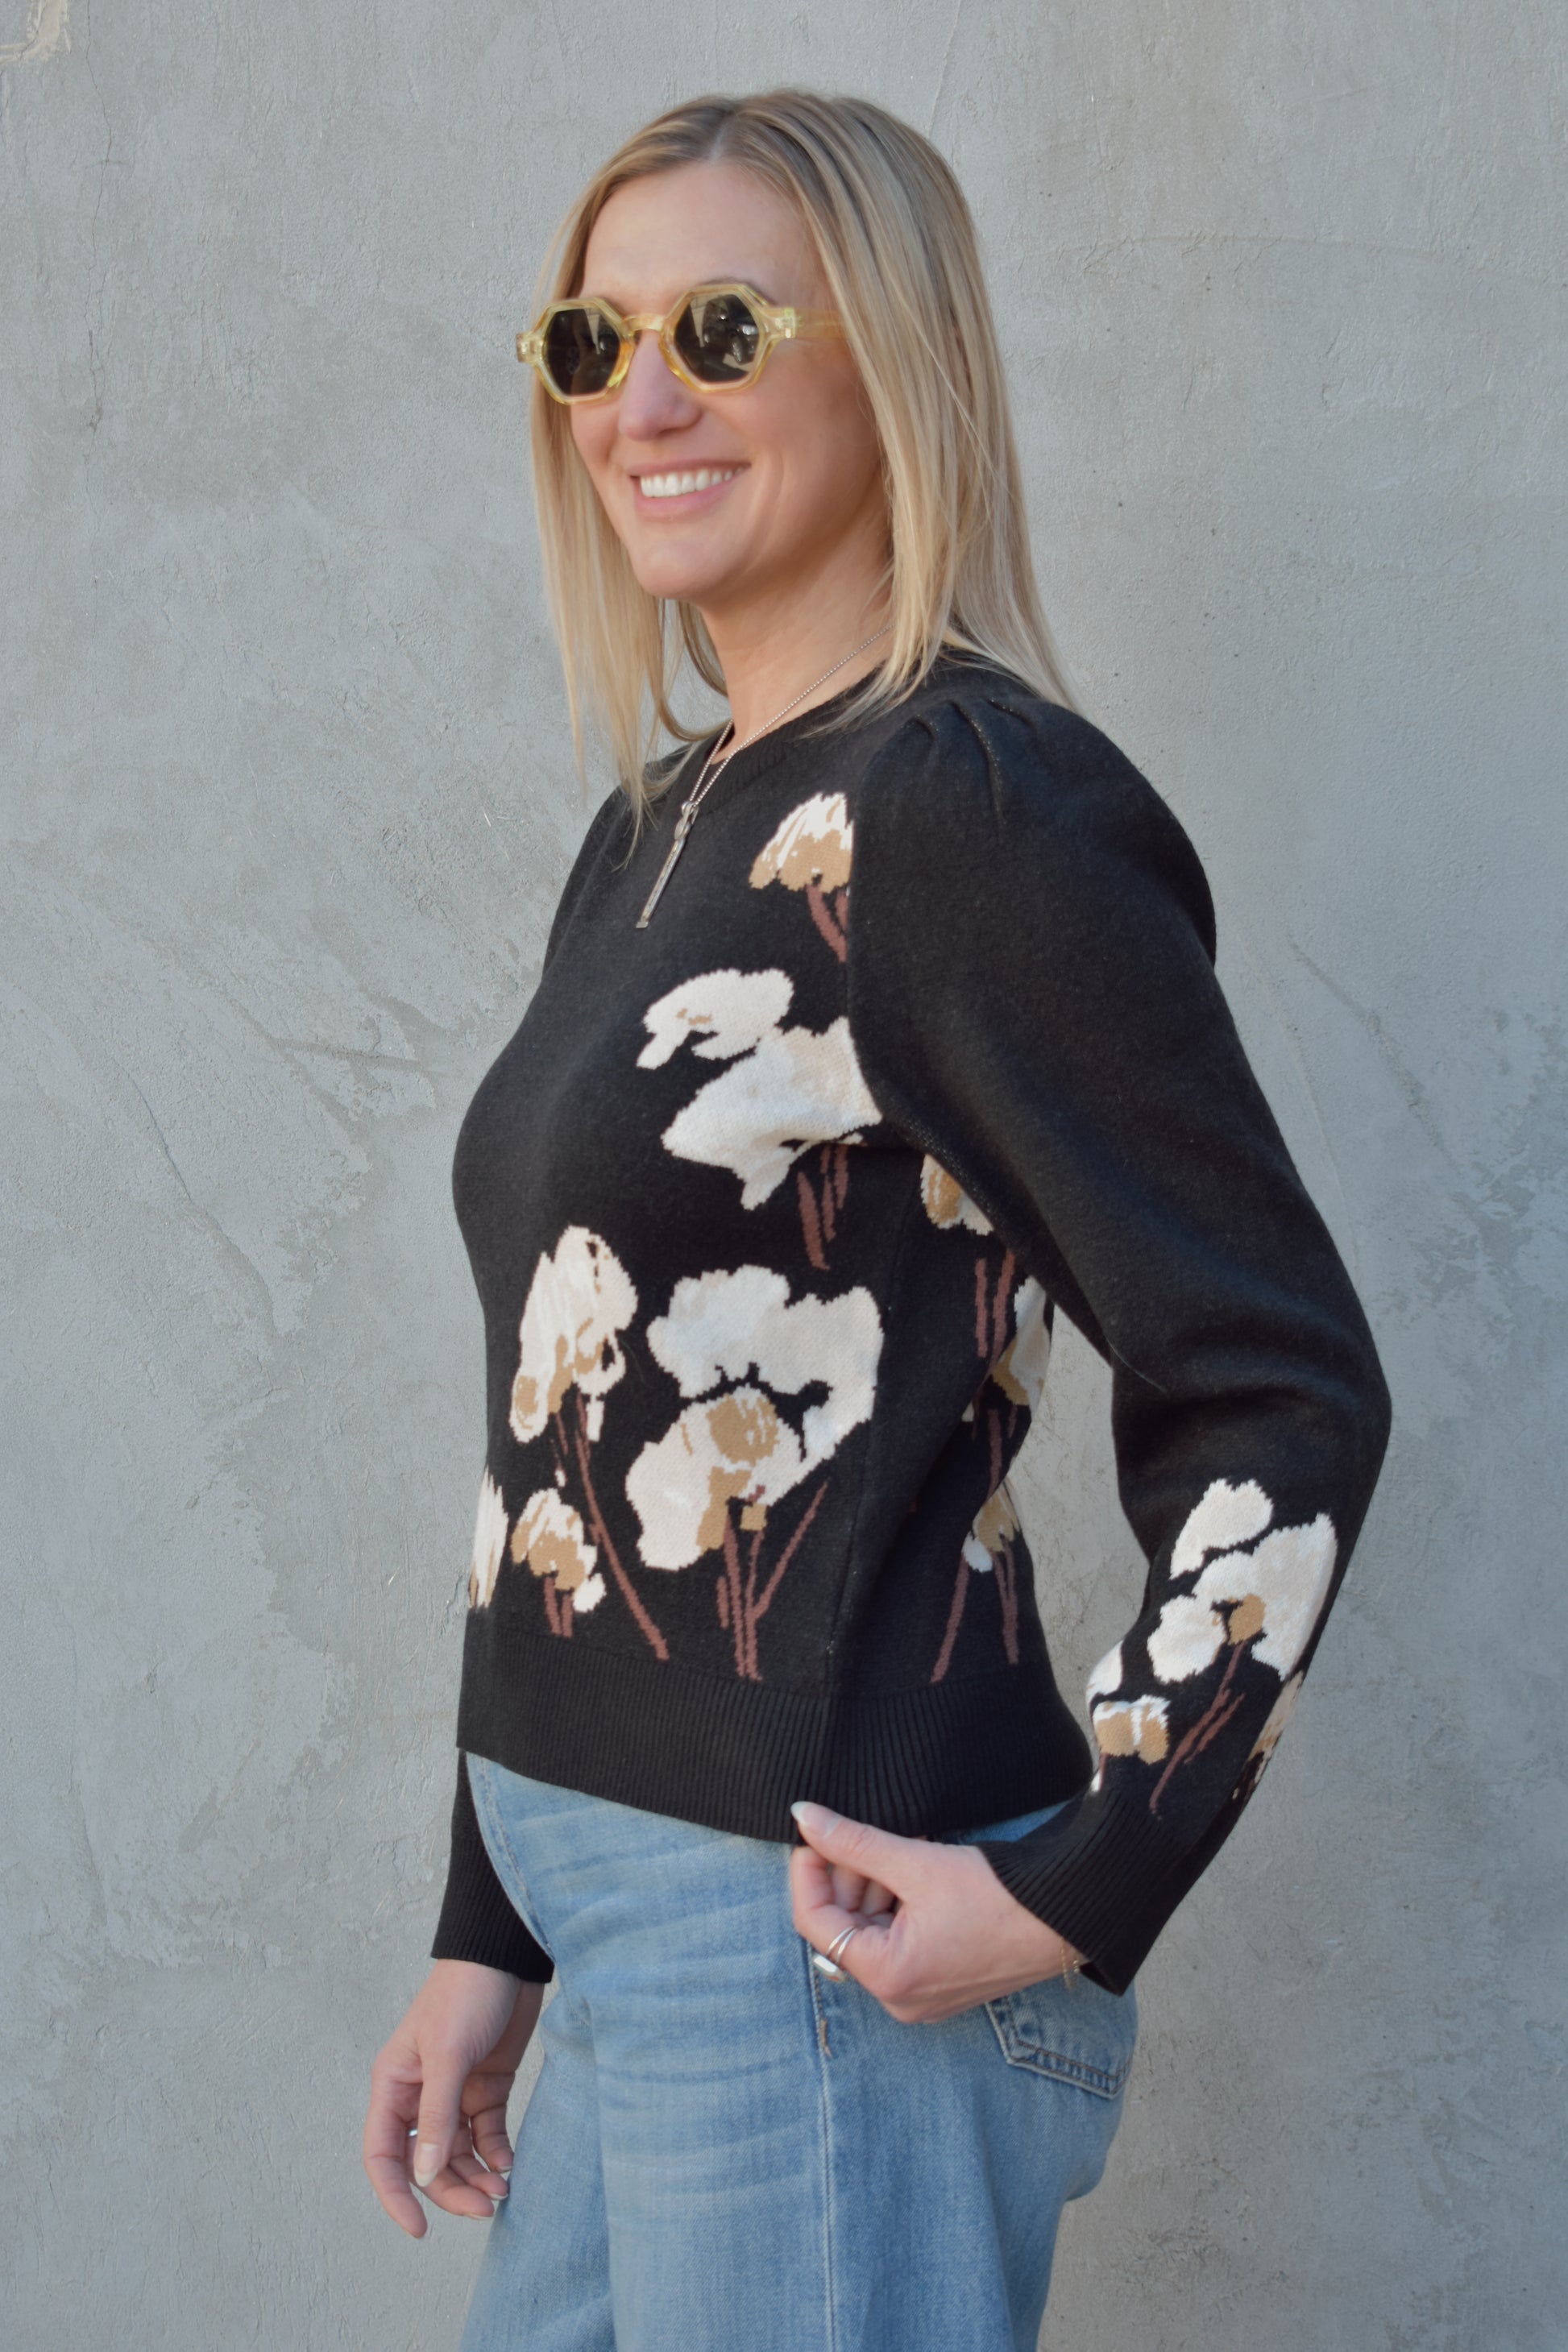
left=430, top=1749, right=554, bottom=1981
left=845, top=689, right=1392, bottom=1992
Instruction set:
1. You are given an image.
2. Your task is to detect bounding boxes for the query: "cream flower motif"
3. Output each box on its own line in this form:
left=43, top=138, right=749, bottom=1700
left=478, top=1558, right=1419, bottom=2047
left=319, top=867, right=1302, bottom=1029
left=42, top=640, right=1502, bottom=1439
left=1092, top=1695, right=1171, bottom=1764
left=1147, top=1513, right=1338, bottom=1685
left=991, top=1277, right=1051, bottom=1412
left=626, top=1387, right=811, bottom=1570
left=962, top=1479, right=1020, bottom=1573
left=509, top=1226, right=638, bottom=1446
left=467, top=1469, right=508, bottom=1609
left=637, top=968, right=880, bottom=1209
left=638, top=968, right=793, bottom=1068
left=1170, top=1478, right=1274, bottom=1578
left=649, top=1264, right=881, bottom=1452
left=919, top=1155, right=993, bottom=1235
left=508, top=1487, right=599, bottom=1591
left=627, top=1265, right=883, bottom=1570
left=749, top=793, right=853, bottom=892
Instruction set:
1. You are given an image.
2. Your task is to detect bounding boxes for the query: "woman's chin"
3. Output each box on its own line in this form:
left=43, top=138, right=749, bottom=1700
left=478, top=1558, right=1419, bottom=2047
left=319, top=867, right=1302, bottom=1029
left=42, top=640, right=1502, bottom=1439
left=624, top=550, right=742, bottom=610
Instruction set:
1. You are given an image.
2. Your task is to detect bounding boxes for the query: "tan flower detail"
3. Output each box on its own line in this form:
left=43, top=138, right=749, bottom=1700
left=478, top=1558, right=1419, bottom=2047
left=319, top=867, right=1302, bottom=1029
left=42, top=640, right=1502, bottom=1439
left=627, top=1386, right=804, bottom=1570
left=467, top=1469, right=509, bottom=1608
left=509, top=1226, right=638, bottom=1446
left=749, top=794, right=852, bottom=892
left=963, top=1480, right=1020, bottom=1572
left=626, top=1264, right=882, bottom=1571
left=509, top=1487, right=599, bottom=1593
left=919, top=1155, right=994, bottom=1235
left=991, top=1277, right=1051, bottom=1411
left=1147, top=1512, right=1338, bottom=1685
left=1092, top=1695, right=1171, bottom=1764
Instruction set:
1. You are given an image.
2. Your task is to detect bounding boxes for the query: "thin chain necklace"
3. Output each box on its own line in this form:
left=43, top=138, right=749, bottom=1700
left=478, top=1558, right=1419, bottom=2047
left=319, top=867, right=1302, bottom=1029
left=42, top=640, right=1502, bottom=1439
left=634, top=624, right=892, bottom=929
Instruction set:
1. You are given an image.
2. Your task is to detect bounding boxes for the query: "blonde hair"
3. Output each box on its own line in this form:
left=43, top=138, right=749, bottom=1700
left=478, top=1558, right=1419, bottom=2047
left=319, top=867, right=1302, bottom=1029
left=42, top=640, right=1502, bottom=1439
left=529, top=89, right=1076, bottom=813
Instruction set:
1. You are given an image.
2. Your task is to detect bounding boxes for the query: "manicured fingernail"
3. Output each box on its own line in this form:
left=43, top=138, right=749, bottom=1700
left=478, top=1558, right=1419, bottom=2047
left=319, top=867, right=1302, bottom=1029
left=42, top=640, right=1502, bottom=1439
left=413, top=2146, right=440, bottom=2187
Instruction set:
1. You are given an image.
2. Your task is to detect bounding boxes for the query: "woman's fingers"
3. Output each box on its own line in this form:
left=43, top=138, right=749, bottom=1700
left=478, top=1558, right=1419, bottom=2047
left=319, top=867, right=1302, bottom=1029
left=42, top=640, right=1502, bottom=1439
left=467, top=2093, right=516, bottom=2183
left=417, top=2153, right=512, bottom=2220
left=831, top=1865, right=869, bottom=1911
left=363, top=2064, right=430, bottom=2239
left=789, top=1802, right=1083, bottom=2024
left=364, top=1967, right=541, bottom=2235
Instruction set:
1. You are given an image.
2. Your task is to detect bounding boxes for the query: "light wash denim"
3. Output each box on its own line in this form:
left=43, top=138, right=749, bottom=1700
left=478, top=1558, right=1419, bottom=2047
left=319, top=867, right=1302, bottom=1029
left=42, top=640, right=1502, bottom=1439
left=458, top=1753, right=1136, bottom=2352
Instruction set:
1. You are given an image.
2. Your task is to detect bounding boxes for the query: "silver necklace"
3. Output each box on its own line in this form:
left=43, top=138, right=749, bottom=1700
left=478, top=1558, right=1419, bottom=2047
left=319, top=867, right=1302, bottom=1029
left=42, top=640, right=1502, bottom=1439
left=634, top=625, right=891, bottom=929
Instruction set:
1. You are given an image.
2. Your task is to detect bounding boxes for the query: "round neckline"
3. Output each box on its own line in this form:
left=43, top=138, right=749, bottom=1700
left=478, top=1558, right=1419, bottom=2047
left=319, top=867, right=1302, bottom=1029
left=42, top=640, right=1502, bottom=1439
left=646, top=652, right=1000, bottom=819
left=673, top=667, right=891, bottom=802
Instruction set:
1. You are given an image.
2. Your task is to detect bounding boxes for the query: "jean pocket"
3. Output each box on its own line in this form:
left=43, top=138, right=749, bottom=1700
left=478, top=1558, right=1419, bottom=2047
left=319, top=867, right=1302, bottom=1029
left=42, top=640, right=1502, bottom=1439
left=985, top=1971, right=1138, bottom=2100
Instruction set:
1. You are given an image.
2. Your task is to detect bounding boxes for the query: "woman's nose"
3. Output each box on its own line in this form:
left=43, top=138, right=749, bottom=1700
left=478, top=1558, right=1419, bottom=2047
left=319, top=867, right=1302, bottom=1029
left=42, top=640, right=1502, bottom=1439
left=615, top=330, right=704, bottom=439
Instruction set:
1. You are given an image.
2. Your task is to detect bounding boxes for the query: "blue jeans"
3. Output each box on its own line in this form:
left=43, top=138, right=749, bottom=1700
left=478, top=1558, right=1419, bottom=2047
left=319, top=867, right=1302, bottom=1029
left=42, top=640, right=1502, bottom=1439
left=459, top=1753, right=1136, bottom=2352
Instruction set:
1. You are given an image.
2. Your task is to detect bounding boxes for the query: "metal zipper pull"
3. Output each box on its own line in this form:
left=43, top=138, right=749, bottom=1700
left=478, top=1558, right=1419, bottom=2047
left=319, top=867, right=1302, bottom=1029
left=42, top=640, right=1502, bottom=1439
left=634, top=796, right=699, bottom=929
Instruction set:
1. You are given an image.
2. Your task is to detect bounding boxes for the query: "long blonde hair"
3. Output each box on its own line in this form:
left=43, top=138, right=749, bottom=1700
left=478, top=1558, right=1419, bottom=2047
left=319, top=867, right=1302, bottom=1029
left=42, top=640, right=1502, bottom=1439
left=529, top=89, right=1076, bottom=812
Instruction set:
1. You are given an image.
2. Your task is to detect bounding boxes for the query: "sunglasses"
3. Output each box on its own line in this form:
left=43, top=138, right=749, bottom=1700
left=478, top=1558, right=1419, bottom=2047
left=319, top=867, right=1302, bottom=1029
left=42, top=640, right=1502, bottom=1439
left=516, top=282, right=845, bottom=404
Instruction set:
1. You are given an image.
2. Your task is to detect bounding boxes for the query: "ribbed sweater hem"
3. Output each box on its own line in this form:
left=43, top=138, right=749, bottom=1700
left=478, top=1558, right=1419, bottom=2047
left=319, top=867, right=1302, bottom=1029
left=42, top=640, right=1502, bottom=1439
left=454, top=1611, right=1095, bottom=1848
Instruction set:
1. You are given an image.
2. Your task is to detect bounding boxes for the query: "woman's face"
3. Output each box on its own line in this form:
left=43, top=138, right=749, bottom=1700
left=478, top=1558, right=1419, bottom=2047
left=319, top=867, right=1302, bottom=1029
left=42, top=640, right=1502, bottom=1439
left=567, top=161, right=887, bottom=625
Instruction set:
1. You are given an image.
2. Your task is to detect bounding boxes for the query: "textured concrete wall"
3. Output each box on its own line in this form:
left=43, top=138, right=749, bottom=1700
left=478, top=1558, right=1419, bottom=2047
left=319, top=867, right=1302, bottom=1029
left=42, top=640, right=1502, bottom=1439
left=2, top=5, right=1562, bottom=2346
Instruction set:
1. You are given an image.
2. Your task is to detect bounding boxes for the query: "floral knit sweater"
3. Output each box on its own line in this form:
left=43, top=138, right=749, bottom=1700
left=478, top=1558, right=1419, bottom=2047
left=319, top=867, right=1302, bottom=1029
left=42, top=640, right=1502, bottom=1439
left=429, top=662, right=1391, bottom=1997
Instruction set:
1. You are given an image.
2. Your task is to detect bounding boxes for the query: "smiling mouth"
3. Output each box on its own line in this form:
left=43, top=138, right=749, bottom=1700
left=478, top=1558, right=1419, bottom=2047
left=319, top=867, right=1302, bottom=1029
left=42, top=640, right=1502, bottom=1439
left=634, top=465, right=745, bottom=501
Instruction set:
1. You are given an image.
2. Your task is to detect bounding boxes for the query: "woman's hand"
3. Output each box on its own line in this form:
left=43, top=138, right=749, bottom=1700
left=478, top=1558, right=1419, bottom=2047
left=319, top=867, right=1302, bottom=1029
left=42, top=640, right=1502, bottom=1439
left=363, top=1960, right=545, bottom=2238
left=789, top=1802, right=1083, bottom=2023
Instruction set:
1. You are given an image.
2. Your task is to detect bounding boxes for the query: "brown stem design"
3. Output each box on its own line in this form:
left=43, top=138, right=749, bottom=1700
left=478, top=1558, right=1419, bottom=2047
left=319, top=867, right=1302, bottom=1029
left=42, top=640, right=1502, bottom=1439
left=990, top=1250, right=1016, bottom=1366
left=931, top=1557, right=969, bottom=1684
left=806, top=880, right=848, bottom=962
left=797, top=1165, right=828, bottom=1271
left=984, top=1408, right=1020, bottom=1666
left=749, top=1479, right=828, bottom=1661
left=1147, top=1636, right=1250, bottom=1817
left=996, top=1537, right=1020, bottom=1666
left=740, top=1517, right=767, bottom=1681
left=720, top=1507, right=748, bottom=1677
left=817, top=1146, right=837, bottom=1246
left=570, top=1390, right=669, bottom=1661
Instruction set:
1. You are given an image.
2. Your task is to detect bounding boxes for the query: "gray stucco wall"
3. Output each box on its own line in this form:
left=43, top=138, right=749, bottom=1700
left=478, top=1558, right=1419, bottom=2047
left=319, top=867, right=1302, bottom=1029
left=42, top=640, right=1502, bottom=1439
left=3, top=5, right=1563, bottom=2346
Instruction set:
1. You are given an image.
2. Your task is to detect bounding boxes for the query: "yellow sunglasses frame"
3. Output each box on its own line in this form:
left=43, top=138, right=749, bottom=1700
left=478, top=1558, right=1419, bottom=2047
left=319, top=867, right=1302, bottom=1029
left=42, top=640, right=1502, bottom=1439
left=516, top=282, right=845, bottom=403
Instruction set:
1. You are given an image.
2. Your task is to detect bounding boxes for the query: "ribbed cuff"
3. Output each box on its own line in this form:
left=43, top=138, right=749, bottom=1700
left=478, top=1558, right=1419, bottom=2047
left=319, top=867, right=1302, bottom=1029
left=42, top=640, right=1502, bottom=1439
left=975, top=1790, right=1188, bottom=1997
left=430, top=1751, right=554, bottom=1983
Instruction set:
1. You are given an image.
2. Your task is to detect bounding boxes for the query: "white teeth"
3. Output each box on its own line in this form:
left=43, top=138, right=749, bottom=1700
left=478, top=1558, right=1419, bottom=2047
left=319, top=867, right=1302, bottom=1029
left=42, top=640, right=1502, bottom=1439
left=638, top=467, right=740, bottom=500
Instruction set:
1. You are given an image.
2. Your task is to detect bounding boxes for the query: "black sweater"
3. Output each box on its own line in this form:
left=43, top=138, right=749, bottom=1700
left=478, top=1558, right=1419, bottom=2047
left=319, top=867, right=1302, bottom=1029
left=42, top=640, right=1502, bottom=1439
left=429, top=662, right=1390, bottom=1997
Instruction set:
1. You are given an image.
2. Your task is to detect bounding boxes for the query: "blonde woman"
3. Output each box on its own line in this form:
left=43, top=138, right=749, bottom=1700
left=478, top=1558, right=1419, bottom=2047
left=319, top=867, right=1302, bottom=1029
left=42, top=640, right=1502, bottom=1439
left=363, top=90, right=1389, bottom=2350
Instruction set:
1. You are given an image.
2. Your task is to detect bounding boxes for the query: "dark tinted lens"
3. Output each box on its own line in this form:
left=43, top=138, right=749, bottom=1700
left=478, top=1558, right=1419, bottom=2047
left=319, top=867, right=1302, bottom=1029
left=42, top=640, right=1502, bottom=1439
left=541, top=305, right=624, bottom=398
left=672, top=290, right=763, bottom=384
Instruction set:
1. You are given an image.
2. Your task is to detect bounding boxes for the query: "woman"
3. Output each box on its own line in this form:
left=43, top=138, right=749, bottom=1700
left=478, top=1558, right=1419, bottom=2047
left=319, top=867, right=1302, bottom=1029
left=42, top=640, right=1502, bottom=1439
left=363, top=89, right=1390, bottom=2350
